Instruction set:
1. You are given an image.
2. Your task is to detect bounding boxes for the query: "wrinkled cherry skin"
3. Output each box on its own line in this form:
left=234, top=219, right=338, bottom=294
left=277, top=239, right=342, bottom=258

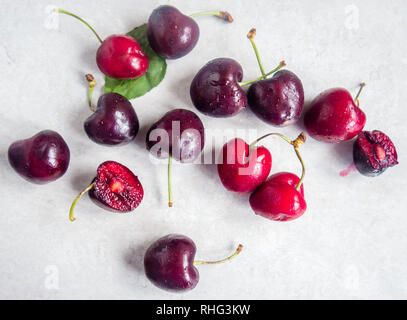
left=146, top=109, right=205, bottom=162
left=248, top=70, right=304, bottom=126
left=144, top=234, right=199, bottom=292
left=8, top=130, right=70, bottom=184
left=304, top=88, right=366, bottom=143
left=190, top=58, right=247, bottom=117
left=217, top=138, right=272, bottom=193
left=96, top=35, right=149, bottom=79
left=88, top=161, right=144, bottom=212
left=147, top=5, right=199, bottom=59
left=249, top=172, right=306, bottom=222
left=353, top=130, right=398, bottom=177
left=84, top=93, right=139, bottom=146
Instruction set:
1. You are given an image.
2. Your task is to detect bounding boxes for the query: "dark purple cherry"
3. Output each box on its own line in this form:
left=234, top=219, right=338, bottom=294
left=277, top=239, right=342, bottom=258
left=146, top=109, right=204, bottom=206
left=353, top=130, right=398, bottom=177
left=8, top=130, right=70, bottom=184
left=144, top=234, right=243, bottom=292
left=84, top=91, right=139, bottom=146
left=147, top=6, right=233, bottom=59
left=248, top=69, right=304, bottom=126
left=245, top=29, right=300, bottom=126
left=190, top=58, right=247, bottom=117
left=190, top=58, right=285, bottom=118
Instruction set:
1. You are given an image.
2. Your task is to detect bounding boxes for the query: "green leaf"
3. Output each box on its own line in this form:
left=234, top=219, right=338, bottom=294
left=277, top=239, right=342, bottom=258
left=104, top=24, right=167, bottom=99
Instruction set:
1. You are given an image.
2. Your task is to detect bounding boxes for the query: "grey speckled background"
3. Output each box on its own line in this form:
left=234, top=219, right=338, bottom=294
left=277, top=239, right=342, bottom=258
left=0, top=0, right=406, bottom=299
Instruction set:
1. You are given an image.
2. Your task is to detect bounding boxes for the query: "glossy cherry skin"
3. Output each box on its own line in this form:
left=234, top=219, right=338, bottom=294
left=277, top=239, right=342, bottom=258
left=147, top=5, right=199, bottom=59
left=190, top=58, right=247, bottom=117
left=84, top=93, right=139, bottom=146
left=8, top=130, right=70, bottom=184
left=96, top=35, right=149, bottom=79
left=248, top=70, right=304, bottom=126
left=249, top=172, right=306, bottom=222
left=304, top=88, right=366, bottom=143
left=144, top=234, right=199, bottom=292
left=146, top=109, right=205, bottom=162
left=217, top=138, right=272, bottom=193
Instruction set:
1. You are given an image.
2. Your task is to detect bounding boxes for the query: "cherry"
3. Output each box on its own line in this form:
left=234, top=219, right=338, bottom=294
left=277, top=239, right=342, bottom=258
left=353, top=130, right=398, bottom=177
left=144, top=234, right=243, bottom=292
left=69, top=161, right=143, bottom=221
left=246, top=29, right=303, bottom=126
left=304, top=83, right=367, bottom=143
left=55, top=9, right=148, bottom=79
left=147, top=6, right=233, bottom=59
left=8, top=130, right=70, bottom=184
left=146, top=109, right=205, bottom=206
left=250, top=172, right=306, bottom=221
left=248, top=133, right=307, bottom=222
left=83, top=76, right=139, bottom=146
left=217, top=138, right=272, bottom=193
left=190, top=58, right=285, bottom=117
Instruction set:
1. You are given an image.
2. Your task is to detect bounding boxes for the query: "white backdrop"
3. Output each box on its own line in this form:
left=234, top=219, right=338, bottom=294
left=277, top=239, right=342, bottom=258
left=0, top=0, right=406, bottom=299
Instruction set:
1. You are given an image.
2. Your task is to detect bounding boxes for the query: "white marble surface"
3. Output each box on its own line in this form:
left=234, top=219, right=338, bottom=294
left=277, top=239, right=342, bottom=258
left=0, top=0, right=406, bottom=299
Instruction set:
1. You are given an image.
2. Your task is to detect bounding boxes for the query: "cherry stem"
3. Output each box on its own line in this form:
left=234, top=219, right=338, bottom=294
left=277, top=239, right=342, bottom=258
left=85, top=74, right=96, bottom=112
left=247, top=28, right=266, bottom=78
left=250, top=132, right=306, bottom=190
left=354, top=82, right=366, bottom=105
left=54, top=8, right=103, bottom=43
left=193, top=244, right=243, bottom=266
left=189, top=11, right=233, bottom=22
left=168, top=156, right=173, bottom=207
left=238, top=61, right=286, bottom=87
left=69, top=183, right=95, bottom=222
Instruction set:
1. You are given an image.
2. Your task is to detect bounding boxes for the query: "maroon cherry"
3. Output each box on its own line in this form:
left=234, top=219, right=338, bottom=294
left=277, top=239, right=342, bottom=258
left=55, top=9, right=148, bottom=79
left=217, top=138, right=272, bottom=193
left=8, top=130, right=70, bottom=184
left=69, top=161, right=143, bottom=221
left=147, top=5, right=233, bottom=59
left=144, top=234, right=243, bottom=292
left=84, top=77, right=139, bottom=146
left=246, top=29, right=303, bottom=126
left=190, top=58, right=285, bottom=117
left=248, top=132, right=307, bottom=222
left=304, top=83, right=367, bottom=143
left=353, top=130, right=398, bottom=177
left=146, top=109, right=205, bottom=206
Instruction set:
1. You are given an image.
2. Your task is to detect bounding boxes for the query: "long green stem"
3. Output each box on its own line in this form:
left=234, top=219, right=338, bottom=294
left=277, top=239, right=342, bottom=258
left=238, top=61, right=286, bottom=87
left=189, top=10, right=233, bottom=22
left=247, top=28, right=266, bottom=78
left=85, top=74, right=96, bottom=112
left=168, top=156, right=173, bottom=207
left=250, top=132, right=306, bottom=190
left=193, top=244, right=243, bottom=265
left=354, top=82, right=366, bottom=104
left=54, top=8, right=103, bottom=43
left=69, top=183, right=95, bottom=222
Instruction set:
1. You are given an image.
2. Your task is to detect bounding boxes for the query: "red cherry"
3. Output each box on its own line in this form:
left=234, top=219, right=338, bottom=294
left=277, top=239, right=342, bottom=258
left=55, top=9, right=149, bottom=80
left=96, top=35, right=149, bottom=79
left=217, top=138, right=272, bottom=193
left=304, top=84, right=366, bottom=143
left=249, top=172, right=306, bottom=222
